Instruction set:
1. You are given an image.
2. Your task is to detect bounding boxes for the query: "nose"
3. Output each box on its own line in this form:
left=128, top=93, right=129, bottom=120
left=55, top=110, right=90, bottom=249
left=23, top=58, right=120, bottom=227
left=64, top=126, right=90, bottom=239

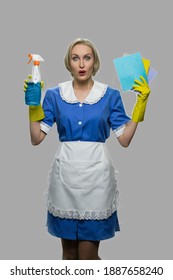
left=79, top=59, right=84, bottom=68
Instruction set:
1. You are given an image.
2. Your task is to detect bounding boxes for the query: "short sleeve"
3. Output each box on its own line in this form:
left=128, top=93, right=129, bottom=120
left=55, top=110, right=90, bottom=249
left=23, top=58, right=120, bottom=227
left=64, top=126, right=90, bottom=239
left=40, top=89, right=56, bottom=134
left=109, top=89, right=131, bottom=137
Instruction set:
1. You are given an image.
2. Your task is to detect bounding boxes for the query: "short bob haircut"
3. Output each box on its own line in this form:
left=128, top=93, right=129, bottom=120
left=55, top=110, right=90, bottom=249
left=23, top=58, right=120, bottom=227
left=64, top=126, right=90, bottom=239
left=64, top=38, right=101, bottom=76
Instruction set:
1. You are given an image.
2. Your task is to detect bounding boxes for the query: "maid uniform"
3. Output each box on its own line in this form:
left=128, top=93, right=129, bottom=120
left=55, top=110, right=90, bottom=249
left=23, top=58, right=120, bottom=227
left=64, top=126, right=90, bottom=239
left=40, top=80, right=131, bottom=241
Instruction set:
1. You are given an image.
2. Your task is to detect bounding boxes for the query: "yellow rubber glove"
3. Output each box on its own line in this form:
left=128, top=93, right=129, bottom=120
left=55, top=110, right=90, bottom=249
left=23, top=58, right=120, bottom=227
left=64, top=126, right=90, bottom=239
left=132, top=76, right=151, bottom=122
left=24, top=75, right=45, bottom=122
left=29, top=104, right=45, bottom=122
left=23, top=75, right=45, bottom=91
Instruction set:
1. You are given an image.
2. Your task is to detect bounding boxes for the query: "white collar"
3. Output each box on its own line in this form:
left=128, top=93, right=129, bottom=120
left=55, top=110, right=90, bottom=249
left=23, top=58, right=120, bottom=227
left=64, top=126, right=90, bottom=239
left=59, top=80, right=108, bottom=104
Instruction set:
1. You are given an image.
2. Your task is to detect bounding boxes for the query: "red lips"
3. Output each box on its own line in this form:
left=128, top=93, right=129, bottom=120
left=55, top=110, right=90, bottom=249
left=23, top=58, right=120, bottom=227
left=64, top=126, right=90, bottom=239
left=79, top=71, right=86, bottom=75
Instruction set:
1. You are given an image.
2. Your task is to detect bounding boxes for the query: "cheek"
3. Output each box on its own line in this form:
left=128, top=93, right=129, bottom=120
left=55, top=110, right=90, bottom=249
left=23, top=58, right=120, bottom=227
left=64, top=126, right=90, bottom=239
left=69, top=63, right=77, bottom=73
left=88, top=62, right=94, bottom=71
left=89, top=65, right=94, bottom=74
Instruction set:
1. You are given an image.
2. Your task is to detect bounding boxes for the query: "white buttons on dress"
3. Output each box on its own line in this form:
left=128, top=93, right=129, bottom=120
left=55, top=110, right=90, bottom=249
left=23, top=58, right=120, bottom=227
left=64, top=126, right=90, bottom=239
left=78, top=121, right=82, bottom=125
left=79, top=103, right=83, bottom=107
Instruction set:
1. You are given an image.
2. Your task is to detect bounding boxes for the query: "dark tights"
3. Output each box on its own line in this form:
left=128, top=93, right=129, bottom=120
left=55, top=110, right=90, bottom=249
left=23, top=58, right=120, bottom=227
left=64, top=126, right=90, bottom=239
left=61, top=239, right=101, bottom=260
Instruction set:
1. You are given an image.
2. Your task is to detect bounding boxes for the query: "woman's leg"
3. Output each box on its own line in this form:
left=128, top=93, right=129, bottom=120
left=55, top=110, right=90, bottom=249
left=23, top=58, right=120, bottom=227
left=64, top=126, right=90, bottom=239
left=61, top=239, right=101, bottom=260
left=78, top=240, right=101, bottom=260
left=61, top=239, right=78, bottom=260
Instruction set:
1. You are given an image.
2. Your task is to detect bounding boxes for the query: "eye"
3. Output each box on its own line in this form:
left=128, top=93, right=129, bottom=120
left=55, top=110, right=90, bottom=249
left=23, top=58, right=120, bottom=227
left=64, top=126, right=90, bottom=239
left=72, top=56, right=78, bottom=61
left=85, top=56, right=91, bottom=61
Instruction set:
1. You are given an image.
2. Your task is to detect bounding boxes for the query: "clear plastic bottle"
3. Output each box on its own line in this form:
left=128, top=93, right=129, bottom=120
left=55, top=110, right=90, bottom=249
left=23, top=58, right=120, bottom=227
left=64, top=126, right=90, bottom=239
left=32, top=60, right=41, bottom=83
left=28, top=54, right=44, bottom=83
left=25, top=54, right=44, bottom=106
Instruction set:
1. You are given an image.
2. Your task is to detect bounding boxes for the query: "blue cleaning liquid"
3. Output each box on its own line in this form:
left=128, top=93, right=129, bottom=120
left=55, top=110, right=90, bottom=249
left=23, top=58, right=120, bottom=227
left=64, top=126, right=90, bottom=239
left=25, top=82, right=41, bottom=106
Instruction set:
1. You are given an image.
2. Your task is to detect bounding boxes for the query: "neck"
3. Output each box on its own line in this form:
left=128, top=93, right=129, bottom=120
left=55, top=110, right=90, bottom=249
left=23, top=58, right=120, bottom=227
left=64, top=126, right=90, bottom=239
left=72, top=78, right=94, bottom=90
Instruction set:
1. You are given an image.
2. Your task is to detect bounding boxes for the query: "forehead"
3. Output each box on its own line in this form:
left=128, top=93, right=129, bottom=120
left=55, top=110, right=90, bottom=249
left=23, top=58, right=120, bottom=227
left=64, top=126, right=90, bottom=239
left=71, top=44, right=93, bottom=55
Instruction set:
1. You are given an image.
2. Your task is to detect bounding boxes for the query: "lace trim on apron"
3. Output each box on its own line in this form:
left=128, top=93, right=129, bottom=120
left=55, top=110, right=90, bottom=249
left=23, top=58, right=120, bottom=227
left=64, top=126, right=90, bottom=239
left=45, top=141, right=119, bottom=220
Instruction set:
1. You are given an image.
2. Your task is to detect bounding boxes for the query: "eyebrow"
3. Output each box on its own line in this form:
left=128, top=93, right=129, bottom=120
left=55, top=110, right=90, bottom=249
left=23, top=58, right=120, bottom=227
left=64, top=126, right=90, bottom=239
left=71, top=53, right=92, bottom=56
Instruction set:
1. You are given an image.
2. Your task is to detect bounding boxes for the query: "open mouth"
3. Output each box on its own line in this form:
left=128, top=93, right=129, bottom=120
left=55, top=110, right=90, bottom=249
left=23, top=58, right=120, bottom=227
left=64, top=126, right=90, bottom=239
left=79, top=71, right=86, bottom=76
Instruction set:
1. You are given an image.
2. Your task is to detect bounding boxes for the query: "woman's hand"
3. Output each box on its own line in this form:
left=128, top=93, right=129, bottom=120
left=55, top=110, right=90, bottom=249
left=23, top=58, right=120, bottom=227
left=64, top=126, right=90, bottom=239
left=131, top=76, right=151, bottom=122
left=23, top=75, right=44, bottom=91
left=23, top=74, right=45, bottom=122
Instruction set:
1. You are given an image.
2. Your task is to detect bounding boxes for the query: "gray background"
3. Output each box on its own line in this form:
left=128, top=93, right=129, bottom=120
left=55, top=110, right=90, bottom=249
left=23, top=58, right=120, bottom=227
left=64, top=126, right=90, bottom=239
left=0, top=0, right=172, bottom=260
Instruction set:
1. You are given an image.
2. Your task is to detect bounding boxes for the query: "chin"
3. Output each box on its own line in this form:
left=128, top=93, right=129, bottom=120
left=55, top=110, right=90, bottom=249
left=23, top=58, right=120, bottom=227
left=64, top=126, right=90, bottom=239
left=77, top=76, right=91, bottom=82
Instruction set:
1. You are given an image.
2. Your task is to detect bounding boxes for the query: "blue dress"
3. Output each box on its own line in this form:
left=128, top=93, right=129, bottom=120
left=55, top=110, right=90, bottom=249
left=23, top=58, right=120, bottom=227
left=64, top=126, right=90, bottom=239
left=40, top=80, right=131, bottom=240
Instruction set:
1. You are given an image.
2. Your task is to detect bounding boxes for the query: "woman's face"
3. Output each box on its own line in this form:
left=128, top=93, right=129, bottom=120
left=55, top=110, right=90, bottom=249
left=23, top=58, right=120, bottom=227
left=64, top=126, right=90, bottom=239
left=70, top=44, right=95, bottom=82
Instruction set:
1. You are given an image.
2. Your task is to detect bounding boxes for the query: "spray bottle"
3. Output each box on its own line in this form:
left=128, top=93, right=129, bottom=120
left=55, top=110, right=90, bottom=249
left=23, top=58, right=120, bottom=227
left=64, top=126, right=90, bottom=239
left=28, top=54, right=44, bottom=83
left=25, top=54, right=44, bottom=106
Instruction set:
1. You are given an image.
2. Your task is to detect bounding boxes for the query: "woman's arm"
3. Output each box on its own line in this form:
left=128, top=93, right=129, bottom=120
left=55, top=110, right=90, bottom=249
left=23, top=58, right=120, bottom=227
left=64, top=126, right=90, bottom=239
left=24, top=76, right=46, bottom=145
left=117, top=121, right=138, bottom=147
left=30, top=121, right=46, bottom=145
left=118, top=76, right=151, bottom=147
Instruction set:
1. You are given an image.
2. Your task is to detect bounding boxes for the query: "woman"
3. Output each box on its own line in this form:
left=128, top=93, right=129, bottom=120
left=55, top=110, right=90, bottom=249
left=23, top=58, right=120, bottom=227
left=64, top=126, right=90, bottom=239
left=24, top=38, right=151, bottom=260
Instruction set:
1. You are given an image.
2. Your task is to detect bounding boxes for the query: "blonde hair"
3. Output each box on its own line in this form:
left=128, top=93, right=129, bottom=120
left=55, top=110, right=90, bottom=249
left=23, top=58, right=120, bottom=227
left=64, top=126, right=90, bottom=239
left=64, top=38, right=101, bottom=76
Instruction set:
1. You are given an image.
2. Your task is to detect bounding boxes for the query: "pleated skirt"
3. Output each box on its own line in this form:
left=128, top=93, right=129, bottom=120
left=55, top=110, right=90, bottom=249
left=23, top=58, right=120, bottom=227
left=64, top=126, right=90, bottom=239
left=47, top=211, right=120, bottom=241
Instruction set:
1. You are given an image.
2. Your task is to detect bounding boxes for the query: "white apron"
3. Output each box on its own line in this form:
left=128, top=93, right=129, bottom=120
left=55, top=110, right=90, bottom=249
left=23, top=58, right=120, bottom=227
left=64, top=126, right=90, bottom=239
left=47, top=141, right=119, bottom=220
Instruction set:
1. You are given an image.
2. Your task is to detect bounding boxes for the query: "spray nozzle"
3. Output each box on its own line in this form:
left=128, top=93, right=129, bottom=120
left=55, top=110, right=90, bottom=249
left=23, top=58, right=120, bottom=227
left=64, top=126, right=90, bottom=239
left=28, top=54, right=44, bottom=65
